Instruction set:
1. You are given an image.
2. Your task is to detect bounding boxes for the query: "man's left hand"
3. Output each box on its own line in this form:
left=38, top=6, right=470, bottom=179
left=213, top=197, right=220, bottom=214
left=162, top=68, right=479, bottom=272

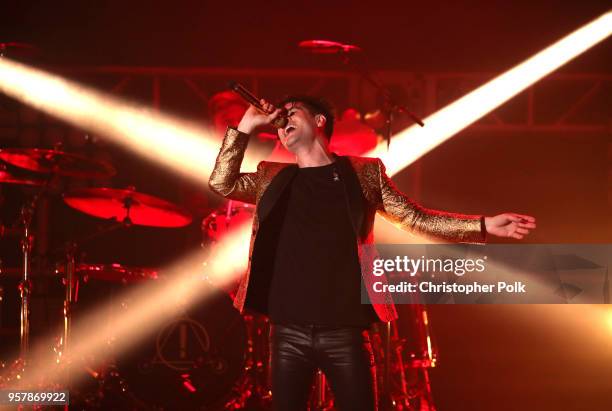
left=484, top=213, right=536, bottom=240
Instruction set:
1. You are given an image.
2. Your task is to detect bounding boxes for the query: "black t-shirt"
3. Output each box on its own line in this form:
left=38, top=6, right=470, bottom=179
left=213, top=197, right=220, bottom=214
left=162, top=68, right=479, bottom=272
left=267, top=162, right=377, bottom=328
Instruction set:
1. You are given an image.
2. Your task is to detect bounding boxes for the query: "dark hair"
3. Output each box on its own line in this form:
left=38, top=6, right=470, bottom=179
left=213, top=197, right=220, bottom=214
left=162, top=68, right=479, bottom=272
left=277, top=95, right=335, bottom=139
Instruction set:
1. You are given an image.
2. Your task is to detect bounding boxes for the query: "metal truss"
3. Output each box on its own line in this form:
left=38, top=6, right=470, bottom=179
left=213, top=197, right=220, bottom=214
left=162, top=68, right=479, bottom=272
left=0, top=66, right=609, bottom=203
left=53, top=66, right=611, bottom=135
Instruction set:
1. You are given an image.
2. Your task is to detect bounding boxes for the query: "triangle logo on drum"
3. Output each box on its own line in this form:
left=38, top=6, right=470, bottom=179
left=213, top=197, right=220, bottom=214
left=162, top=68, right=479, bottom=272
left=150, top=315, right=214, bottom=371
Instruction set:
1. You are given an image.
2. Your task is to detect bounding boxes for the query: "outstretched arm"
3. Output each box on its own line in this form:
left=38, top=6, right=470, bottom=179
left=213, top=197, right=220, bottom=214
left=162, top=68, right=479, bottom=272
left=376, top=159, right=536, bottom=242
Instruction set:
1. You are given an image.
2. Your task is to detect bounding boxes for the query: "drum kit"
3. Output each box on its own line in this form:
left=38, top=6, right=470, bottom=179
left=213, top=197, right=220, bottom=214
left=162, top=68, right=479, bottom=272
left=0, top=145, right=437, bottom=410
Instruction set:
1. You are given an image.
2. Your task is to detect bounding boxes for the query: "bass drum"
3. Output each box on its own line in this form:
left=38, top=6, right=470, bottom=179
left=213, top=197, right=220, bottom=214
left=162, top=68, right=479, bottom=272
left=201, top=201, right=254, bottom=244
left=116, top=289, right=247, bottom=410
left=201, top=201, right=254, bottom=298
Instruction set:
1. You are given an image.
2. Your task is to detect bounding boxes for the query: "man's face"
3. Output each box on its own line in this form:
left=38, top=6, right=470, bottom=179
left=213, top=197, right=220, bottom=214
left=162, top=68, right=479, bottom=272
left=277, top=102, right=322, bottom=152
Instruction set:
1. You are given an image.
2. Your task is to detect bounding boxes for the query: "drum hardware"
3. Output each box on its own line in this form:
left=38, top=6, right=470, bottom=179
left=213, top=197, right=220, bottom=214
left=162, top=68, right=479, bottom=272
left=0, top=169, right=45, bottom=187
left=201, top=200, right=253, bottom=299
left=56, top=263, right=159, bottom=285
left=17, top=191, right=45, bottom=361
left=0, top=148, right=116, bottom=180
left=378, top=321, right=395, bottom=410
left=0, top=179, right=51, bottom=389
left=297, top=38, right=424, bottom=151
left=371, top=305, right=438, bottom=410
left=53, top=183, right=191, bottom=366
left=0, top=155, right=59, bottom=372
left=373, top=321, right=411, bottom=410
left=52, top=185, right=195, bottom=407
left=53, top=183, right=191, bottom=368
left=59, top=241, right=77, bottom=393
left=110, top=289, right=248, bottom=410
left=311, top=369, right=334, bottom=411
left=47, top=221, right=132, bottom=384
left=240, top=313, right=273, bottom=408
left=57, top=258, right=250, bottom=410
left=52, top=236, right=161, bottom=377
left=202, top=199, right=254, bottom=244
left=0, top=148, right=118, bottom=392
left=0, top=140, right=440, bottom=410
left=63, top=186, right=193, bottom=228
left=0, top=145, right=116, bottom=367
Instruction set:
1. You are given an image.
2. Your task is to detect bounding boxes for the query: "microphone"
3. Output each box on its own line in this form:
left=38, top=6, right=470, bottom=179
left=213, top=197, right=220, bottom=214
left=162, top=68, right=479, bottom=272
left=228, top=81, right=288, bottom=129
left=298, top=39, right=362, bottom=54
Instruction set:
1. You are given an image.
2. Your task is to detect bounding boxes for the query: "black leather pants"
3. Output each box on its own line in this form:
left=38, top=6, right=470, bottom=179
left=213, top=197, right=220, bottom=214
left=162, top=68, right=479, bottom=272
left=270, top=323, right=377, bottom=411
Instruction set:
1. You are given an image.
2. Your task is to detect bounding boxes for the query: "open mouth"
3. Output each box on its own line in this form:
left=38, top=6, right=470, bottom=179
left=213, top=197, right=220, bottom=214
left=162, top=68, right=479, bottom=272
left=285, top=125, right=296, bottom=135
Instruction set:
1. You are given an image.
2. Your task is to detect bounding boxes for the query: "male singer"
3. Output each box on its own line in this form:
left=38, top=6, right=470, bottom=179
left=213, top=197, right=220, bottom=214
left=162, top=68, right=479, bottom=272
left=209, top=95, right=536, bottom=410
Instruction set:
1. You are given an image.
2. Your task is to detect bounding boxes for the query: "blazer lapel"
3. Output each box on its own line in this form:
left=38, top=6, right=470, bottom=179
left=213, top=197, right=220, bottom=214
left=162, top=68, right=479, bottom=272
left=256, top=164, right=298, bottom=223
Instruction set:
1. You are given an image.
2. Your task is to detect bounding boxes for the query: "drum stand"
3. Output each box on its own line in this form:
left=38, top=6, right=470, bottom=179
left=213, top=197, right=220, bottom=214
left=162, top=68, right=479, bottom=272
left=312, top=369, right=333, bottom=411
left=379, top=321, right=395, bottom=410
left=53, top=219, right=128, bottom=405
left=371, top=317, right=439, bottom=411
left=59, top=242, right=77, bottom=390
left=18, top=196, right=36, bottom=362
left=226, top=313, right=273, bottom=410
left=0, top=193, right=41, bottom=387
left=57, top=221, right=127, bottom=339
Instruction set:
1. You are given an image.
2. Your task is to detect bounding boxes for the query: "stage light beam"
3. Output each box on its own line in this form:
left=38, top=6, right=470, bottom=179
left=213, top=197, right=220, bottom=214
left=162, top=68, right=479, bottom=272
left=0, top=58, right=262, bottom=183
left=2, top=234, right=247, bottom=390
left=370, top=11, right=611, bottom=242
left=367, top=11, right=612, bottom=175
left=2, top=10, right=611, bottom=394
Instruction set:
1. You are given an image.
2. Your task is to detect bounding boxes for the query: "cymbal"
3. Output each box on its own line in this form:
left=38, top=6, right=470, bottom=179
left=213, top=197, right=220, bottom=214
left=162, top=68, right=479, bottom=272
left=0, top=170, right=44, bottom=186
left=0, top=148, right=116, bottom=179
left=63, top=187, right=193, bottom=228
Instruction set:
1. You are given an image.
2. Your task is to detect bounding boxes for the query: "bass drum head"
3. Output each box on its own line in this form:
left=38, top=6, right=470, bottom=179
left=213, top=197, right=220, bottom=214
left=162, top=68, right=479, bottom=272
left=201, top=202, right=254, bottom=244
left=117, top=290, right=247, bottom=410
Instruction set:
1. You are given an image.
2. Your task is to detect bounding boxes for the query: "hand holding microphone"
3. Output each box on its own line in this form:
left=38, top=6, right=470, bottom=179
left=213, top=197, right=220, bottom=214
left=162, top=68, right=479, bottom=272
left=229, top=81, right=288, bottom=134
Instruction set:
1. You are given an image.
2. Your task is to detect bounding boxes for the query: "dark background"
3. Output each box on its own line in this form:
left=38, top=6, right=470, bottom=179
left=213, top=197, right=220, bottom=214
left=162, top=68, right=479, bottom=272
left=1, top=0, right=610, bottom=72
left=1, top=1, right=611, bottom=410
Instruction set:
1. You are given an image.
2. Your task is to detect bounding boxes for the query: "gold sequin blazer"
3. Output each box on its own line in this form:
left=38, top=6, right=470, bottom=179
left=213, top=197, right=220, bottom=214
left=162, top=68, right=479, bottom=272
left=209, top=127, right=486, bottom=322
